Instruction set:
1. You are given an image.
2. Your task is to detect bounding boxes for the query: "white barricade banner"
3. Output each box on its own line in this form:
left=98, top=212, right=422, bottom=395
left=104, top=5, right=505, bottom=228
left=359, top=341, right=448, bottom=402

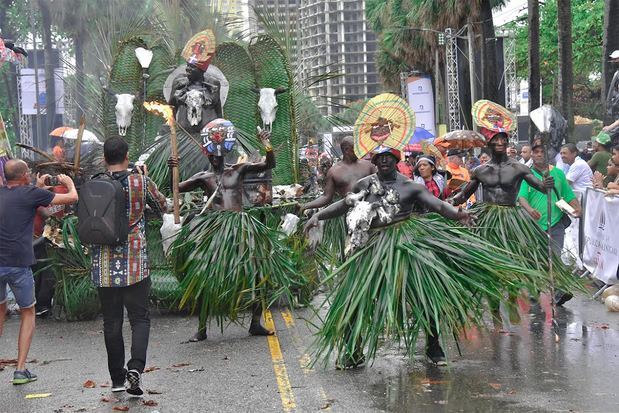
left=582, top=189, right=619, bottom=284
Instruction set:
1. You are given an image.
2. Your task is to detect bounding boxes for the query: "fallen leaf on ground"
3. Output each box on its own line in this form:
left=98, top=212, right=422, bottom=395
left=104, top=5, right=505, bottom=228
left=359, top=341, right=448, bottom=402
left=188, top=367, right=204, bottom=372
left=99, top=382, right=110, bottom=388
left=25, top=393, right=52, bottom=399
left=144, top=366, right=160, bottom=373
left=142, top=400, right=158, bottom=407
left=112, top=407, right=129, bottom=411
left=420, top=379, right=449, bottom=385
left=488, top=383, right=502, bottom=390
left=100, top=397, right=119, bottom=403
left=146, top=389, right=162, bottom=395
left=171, top=363, right=190, bottom=368
left=507, top=390, right=516, bottom=395
left=83, top=380, right=96, bottom=388
left=320, top=399, right=335, bottom=410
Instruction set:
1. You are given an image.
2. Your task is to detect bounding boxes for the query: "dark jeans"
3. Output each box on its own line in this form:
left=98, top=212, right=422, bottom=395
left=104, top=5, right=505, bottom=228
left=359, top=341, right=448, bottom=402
left=549, top=219, right=567, bottom=256
left=97, top=277, right=151, bottom=383
left=33, top=242, right=55, bottom=309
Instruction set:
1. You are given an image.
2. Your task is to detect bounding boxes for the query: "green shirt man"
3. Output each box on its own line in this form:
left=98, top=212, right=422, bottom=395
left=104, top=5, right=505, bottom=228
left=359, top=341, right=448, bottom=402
left=518, top=166, right=576, bottom=230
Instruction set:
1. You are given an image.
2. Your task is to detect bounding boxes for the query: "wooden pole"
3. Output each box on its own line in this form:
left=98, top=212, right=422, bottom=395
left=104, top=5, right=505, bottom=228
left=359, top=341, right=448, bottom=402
left=168, top=117, right=181, bottom=224
left=73, top=116, right=85, bottom=175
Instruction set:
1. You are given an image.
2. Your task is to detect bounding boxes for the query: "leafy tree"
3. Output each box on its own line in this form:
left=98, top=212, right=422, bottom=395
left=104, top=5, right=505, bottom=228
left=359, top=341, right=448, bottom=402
left=332, top=99, right=369, bottom=125
left=504, top=0, right=603, bottom=118
left=602, top=0, right=619, bottom=121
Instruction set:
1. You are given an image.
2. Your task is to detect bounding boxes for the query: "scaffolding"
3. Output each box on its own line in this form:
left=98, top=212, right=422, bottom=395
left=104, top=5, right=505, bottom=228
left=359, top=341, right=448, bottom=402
left=499, top=30, right=519, bottom=142
left=444, top=28, right=461, bottom=131
left=16, top=62, right=33, bottom=158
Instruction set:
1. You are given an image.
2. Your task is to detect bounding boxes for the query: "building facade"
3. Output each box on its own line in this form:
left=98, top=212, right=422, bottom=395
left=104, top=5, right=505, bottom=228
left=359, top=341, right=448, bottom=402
left=298, top=0, right=381, bottom=115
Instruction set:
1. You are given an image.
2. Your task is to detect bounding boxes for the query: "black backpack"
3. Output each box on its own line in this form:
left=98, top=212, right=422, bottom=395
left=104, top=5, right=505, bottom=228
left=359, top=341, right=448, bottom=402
left=77, top=172, right=132, bottom=246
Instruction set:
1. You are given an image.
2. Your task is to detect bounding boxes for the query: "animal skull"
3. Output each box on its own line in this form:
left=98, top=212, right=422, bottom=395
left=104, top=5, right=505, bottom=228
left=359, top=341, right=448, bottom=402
left=184, top=89, right=205, bottom=126
left=114, top=94, right=135, bottom=136
left=255, top=87, right=287, bottom=132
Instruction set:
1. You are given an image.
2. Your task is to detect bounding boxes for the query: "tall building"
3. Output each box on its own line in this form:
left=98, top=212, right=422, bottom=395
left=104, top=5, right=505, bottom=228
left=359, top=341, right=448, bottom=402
left=298, top=0, right=381, bottom=115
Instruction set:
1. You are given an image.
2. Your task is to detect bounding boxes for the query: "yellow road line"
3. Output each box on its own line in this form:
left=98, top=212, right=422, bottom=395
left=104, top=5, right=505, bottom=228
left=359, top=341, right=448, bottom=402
left=280, top=307, right=331, bottom=410
left=264, top=309, right=296, bottom=412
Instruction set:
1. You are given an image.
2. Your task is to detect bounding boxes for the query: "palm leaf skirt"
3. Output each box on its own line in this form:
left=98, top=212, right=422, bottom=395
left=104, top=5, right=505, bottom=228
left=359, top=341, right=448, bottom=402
left=318, top=214, right=347, bottom=266
left=467, top=203, right=583, bottom=293
left=312, top=214, right=544, bottom=366
left=170, top=211, right=303, bottom=328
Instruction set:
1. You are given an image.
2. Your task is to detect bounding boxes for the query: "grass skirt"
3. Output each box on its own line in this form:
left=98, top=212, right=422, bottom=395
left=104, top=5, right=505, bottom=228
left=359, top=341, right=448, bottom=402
left=170, top=211, right=304, bottom=328
left=312, top=214, right=540, bottom=366
left=467, top=203, right=581, bottom=293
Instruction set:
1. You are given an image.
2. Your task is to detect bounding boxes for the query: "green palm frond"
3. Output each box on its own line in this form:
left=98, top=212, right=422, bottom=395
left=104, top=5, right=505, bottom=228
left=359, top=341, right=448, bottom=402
left=311, top=215, right=542, bottom=366
left=249, top=35, right=297, bottom=184
left=50, top=216, right=99, bottom=321
left=467, top=204, right=585, bottom=293
left=170, top=211, right=305, bottom=329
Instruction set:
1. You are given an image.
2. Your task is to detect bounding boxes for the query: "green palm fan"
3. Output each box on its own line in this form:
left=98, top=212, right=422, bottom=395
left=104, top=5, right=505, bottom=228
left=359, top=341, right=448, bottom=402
left=50, top=216, right=100, bottom=321
left=102, top=36, right=146, bottom=159
left=211, top=42, right=260, bottom=151
left=249, top=35, right=297, bottom=184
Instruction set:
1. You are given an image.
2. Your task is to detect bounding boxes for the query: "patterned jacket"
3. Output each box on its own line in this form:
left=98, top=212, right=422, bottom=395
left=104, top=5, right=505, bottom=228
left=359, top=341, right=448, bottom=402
left=91, top=172, right=167, bottom=288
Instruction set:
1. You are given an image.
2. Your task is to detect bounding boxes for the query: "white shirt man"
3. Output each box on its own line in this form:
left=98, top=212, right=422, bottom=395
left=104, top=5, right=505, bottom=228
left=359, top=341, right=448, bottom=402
left=560, top=143, right=592, bottom=196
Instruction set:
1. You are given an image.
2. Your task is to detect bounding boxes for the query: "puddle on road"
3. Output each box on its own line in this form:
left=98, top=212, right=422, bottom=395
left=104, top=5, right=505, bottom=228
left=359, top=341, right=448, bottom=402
left=369, top=295, right=619, bottom=412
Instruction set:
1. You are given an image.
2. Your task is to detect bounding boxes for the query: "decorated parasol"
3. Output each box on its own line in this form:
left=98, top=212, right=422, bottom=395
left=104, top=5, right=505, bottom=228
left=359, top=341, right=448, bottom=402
left=353, top=93, right=415, bottom=159
left=181, top=30, right=217, bottom=72
left=49, top=126, right=75, bottom=138
left=434, top=130, right=486, bottom=151
left=63, top=128, right=102, bottom=144
left=420, top=140, right=446, bottom=168
left=404, top=127, right=433, bottom=152
left=472, top=100, right=516, bottom=133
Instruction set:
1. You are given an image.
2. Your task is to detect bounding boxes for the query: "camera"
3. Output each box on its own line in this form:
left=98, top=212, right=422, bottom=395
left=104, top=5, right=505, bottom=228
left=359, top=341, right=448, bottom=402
left=44, top=175, right=60, bottom=186
left=130, top=162, right=145, bottom=174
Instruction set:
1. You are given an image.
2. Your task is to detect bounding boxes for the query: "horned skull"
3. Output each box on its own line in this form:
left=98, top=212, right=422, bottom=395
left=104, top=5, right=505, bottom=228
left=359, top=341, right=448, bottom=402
left=114, top=93, right=135, bottom=136
left=184, top=89, right=206, bottom=127
left=344, top=177, right=400, bottom=255
left=254, top=87, right=287, bottom=132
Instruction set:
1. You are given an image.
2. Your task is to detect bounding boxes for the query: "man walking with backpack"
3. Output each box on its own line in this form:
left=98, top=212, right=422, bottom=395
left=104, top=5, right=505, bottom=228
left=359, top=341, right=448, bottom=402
left=84, top=137, right=167, bottom=396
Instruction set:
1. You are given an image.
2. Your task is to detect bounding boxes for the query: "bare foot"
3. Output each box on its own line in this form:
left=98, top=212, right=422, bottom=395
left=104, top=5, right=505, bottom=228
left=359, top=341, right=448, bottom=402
left=249, top=323, right=274, bottom=336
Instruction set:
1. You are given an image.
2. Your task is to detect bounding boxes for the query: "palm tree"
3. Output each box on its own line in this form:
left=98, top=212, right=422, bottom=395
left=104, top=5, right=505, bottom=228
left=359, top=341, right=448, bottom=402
left=528, top=0, right=540, bottom=138
left=602, top=0, right=619, bottom=122
left=557, top=0, right=574, bottom=132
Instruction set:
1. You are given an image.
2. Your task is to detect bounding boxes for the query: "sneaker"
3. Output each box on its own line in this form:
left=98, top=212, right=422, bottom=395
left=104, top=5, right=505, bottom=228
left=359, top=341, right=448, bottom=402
left=125, top=369, right=143, bottom=397
left=36, top=307, right=50, bottom=317
left=111, top=379, right=126, bottom=392
left=13, top=369, right=38, bottom=385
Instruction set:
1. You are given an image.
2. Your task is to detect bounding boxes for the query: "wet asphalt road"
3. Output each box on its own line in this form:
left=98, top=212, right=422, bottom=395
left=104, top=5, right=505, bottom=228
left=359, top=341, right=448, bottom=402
left=1, top=293, right=618, bottom=413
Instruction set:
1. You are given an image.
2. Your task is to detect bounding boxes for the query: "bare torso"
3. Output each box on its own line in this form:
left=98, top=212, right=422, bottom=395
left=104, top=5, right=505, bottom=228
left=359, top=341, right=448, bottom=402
left=331, top=159, right=377, bottom=197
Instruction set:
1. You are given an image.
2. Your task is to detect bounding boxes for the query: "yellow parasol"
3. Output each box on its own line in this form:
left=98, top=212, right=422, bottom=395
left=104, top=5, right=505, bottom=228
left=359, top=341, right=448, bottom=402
left=353, top=93, right=415, bottom=159
left=472, top=100, right=516, bottom=133
left=181, top=30, right=216, bottom=72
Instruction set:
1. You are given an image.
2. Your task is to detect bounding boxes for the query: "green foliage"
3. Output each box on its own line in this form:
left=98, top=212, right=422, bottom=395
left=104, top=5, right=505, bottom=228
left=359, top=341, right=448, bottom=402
left=249, top=35, right=297, bottom=184
left=331, top=99, right=370, bottom=126
left=171, top=211, right=305, bottom=329
left=311, top=214, right=538, bottom=366
left=503, top=0, right=603, bottom=117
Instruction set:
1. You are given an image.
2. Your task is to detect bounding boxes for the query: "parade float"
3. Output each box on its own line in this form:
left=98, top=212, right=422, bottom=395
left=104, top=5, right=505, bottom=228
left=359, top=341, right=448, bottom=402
left=36, top=17, right=318, bottom=320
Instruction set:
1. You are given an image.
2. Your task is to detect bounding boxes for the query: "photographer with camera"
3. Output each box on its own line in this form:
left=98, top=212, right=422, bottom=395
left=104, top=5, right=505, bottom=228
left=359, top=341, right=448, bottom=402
left=0, top=159, right=78, bottom=385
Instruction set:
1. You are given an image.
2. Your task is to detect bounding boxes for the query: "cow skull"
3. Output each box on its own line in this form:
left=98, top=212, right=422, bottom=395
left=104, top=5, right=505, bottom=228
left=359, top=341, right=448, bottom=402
left=254, top=87, right=287, bottom=132
left=114, top=93, right=135, bottom=136
left=183, top=89, right=205, bottom=127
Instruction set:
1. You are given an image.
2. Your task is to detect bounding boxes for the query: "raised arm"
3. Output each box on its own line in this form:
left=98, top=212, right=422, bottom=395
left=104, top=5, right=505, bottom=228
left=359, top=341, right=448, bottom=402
left=239, top=130, right=276, bottom=175
left=178, top=172, right=210, bottom=194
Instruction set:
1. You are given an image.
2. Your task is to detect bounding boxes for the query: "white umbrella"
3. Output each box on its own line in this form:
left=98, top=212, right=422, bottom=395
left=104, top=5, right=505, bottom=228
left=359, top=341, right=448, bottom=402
left=63, top=128, right=102, bottom=144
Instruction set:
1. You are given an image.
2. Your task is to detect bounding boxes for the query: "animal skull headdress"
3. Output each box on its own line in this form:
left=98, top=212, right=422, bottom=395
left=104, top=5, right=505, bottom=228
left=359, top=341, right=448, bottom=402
left=201, top=118, right=237, bottom=157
